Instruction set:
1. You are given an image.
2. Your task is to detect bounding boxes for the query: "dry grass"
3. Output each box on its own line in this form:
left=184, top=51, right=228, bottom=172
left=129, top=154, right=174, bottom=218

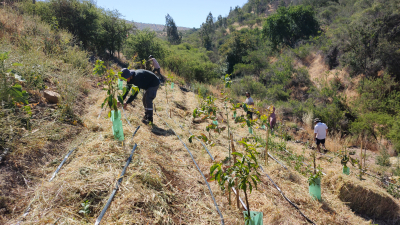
left=4, top=80, right=399, bottom=224
left=325, top=172, right=400, bottom=222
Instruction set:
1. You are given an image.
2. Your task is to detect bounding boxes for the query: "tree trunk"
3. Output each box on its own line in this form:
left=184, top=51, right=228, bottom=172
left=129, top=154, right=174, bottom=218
left=244, top=189, right=251, bottom=221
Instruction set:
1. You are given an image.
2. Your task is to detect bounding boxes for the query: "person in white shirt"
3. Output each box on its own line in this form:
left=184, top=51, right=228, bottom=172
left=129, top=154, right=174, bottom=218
left=148, top=55, right=166, bottom=83
left=314, top=118, right=328, bottom=153
left=148, top=55, right=160, bottom=74
left=244, top=92, right=254, bottom=119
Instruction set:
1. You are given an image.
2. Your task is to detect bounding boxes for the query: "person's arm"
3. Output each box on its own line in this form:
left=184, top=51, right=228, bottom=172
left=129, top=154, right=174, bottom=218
left=122, top=84, right=131, bottom=101
left=314, top=127, right=317, bottom=140
left=126, top=88, right=139, bottom=104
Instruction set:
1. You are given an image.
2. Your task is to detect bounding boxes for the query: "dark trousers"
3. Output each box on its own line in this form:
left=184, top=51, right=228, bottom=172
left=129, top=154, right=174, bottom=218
left=143, top=85, right=159, bottom=118
left=153, top=68, right=160, bottom=75
left=247, top=111, right=253, bottom=120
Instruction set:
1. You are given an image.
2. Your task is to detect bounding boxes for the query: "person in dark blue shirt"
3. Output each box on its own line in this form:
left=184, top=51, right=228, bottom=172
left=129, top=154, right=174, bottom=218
left=121, top=68, right=160, bottom=124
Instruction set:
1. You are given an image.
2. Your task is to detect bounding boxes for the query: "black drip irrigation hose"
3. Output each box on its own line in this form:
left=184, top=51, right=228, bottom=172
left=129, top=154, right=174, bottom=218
left=169, top=113, right=214, bottom=161
left=49, top=147, right=78, bottom=182
left=232, top=133, right=288, bottom=170
left=95, top=143, right=138, bottom=225
left=166, top=111, right=248, bottom=210
left=231, top=133, right=315, bottom=225
left=259, top=165, right=316, bottom=225
left=154, top=110, right=225, bottom=225
left=281, top=147, right=326, bottom=176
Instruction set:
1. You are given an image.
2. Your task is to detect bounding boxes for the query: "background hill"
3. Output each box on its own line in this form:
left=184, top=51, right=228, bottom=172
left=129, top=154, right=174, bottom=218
left=133, top=21, right=191, bottom=31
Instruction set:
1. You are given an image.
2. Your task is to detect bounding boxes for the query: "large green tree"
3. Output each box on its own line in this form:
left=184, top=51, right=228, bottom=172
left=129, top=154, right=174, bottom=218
left=262, top=5, right=320, bottom=48
left=199, top=12, right=215, bottom=50
left=124, top=29, right=166, bottom=61
left=165, top=14, right=181, bottom=45
left=96, top=10, right=132, bottom=57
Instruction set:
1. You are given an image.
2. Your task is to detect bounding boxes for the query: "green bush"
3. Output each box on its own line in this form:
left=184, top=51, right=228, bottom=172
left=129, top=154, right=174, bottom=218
left=262, top=5, right=320, bottom=48
left=376, top=148, right=391, bottom=167
left=231, top=76, right=267, bottom=100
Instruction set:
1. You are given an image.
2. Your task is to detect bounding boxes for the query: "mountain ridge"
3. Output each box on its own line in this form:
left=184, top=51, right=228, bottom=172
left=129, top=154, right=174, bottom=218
left=132, top=21, right=192, bottom=31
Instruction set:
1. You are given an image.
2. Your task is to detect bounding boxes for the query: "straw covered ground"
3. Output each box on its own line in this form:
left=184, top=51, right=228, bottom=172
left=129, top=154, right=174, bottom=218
left=6, top=81, right=400, bottom=224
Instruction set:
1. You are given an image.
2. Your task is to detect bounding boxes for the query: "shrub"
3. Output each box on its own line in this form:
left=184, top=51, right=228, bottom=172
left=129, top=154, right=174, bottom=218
left=262, top=5, right=320, bottom=48
left=376, top=148, right=391, bottom=167
left=231, top=76, right=267, bottom=100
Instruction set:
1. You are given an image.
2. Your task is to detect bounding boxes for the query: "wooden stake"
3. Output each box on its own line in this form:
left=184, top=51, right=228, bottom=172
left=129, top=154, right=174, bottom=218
left=265, top=127, right=269, bottom=165
left=231, top=133, right=239, bottom=209
left=360, top=134, right=363, bottom=179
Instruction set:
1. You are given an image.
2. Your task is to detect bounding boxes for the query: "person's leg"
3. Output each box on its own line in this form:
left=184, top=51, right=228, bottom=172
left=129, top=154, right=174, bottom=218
left=142, top=90, right=149, bottom=120
left=316, top=139, right=321, bottom=152
left=321, top=139, right=327, bottom=152
left=144, top=85, right=159, bottom=123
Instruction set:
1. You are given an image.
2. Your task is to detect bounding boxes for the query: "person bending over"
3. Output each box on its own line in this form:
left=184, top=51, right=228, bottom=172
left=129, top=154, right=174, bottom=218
left=120, top=68, right=160, bottom=124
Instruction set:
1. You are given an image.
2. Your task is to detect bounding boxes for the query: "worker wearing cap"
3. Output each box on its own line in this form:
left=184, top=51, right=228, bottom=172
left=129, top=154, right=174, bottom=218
left=148, top=55, right=166, bottom=83
left=120, top=68, right=160, bottom=124
left=244, top=92, right=254, bottom=119
left=148, top=55, right=161, bottom=75
left=314, top=118, right=328, bottom=153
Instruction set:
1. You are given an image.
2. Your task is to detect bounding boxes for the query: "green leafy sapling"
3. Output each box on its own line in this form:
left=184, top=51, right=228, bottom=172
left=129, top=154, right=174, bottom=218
left=94, top=60, right=138, bottom=119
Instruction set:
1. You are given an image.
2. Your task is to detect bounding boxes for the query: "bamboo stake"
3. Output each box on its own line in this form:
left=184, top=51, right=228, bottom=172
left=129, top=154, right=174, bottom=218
left=360, top=134, right=363, bottom=180
left=231, top=133, right=239, bottom=209
left=363, top=136, right=367, bottom=170
left=265, top=126, right=269, bottom=165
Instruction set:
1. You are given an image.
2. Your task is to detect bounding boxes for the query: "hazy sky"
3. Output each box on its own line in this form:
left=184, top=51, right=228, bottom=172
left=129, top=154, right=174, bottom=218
left=94, top=0, right=248, bottom=28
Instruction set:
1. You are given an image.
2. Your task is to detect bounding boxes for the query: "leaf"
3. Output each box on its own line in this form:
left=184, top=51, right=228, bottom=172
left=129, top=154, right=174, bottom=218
left=108, top=111, right=111, bottom=118
left=24, top=105, right=32, bottom=116
left=12, top=63, right=23, bottom=67
left=188, top=135, right=194, bottom=143
left=193, top=108, right=198, bottom=118
left=210, top=163, right=220, bottom=175
left=117, top=95, right=124, bottom=104
left=232, top=152, right=243, bottom=158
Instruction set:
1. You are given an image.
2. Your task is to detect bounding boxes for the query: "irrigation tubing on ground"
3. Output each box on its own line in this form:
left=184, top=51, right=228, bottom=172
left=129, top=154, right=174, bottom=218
left=166, top=111, right=248, bottom=210
left=169, top=114, right=215, bottom=161
left=95, top=143, right=137, bottom=225
left=154, top=110, right=225, bottom=225
left=281, top=147, right=326, bottom=176
left=233, top=133, right=288, bottom=170
left=258, top=165, right=316, bottom=225
left=49, top=147, right=78, bottom=182
left=122, top=108, right=131, bottom=126
left=97, top=108, right=103, bottom=119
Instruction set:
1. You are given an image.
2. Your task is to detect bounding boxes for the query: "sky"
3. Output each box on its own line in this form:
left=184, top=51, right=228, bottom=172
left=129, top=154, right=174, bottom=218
left=94, top=0, right=249, bottom=28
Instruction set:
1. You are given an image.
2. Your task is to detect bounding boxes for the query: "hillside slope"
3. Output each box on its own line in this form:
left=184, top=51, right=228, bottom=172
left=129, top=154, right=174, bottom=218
left=5, top=77, right=399, bottom=224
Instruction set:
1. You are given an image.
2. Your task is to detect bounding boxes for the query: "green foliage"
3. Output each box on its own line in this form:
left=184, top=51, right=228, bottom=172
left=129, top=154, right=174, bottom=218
left=0, top=52, right=29, bottom=108
left=21, top=0, right=132, bottom=57
left=357, top=74, right=400, bottom=115
left=210, top=138, right=261, bottom=217
left=231, top=76, right=268, bottom=100
left=308, top=167, right=323, bottom=185
left=124, top=29, right=166, bottom=62
left=262, top=5, right=320, bottom=48
left=165, top=14, right=182, bottom=45
left=163, top=44, right=218, bottom=82
left=95, top=60, right=137, bottom=119
left=376, top=148, right=391, bottom=167
left=79, top=200, right=91, bottom=216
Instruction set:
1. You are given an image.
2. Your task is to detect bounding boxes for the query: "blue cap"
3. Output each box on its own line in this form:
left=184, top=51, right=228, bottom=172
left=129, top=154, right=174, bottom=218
left=121, top=68, right=134, bottom=79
